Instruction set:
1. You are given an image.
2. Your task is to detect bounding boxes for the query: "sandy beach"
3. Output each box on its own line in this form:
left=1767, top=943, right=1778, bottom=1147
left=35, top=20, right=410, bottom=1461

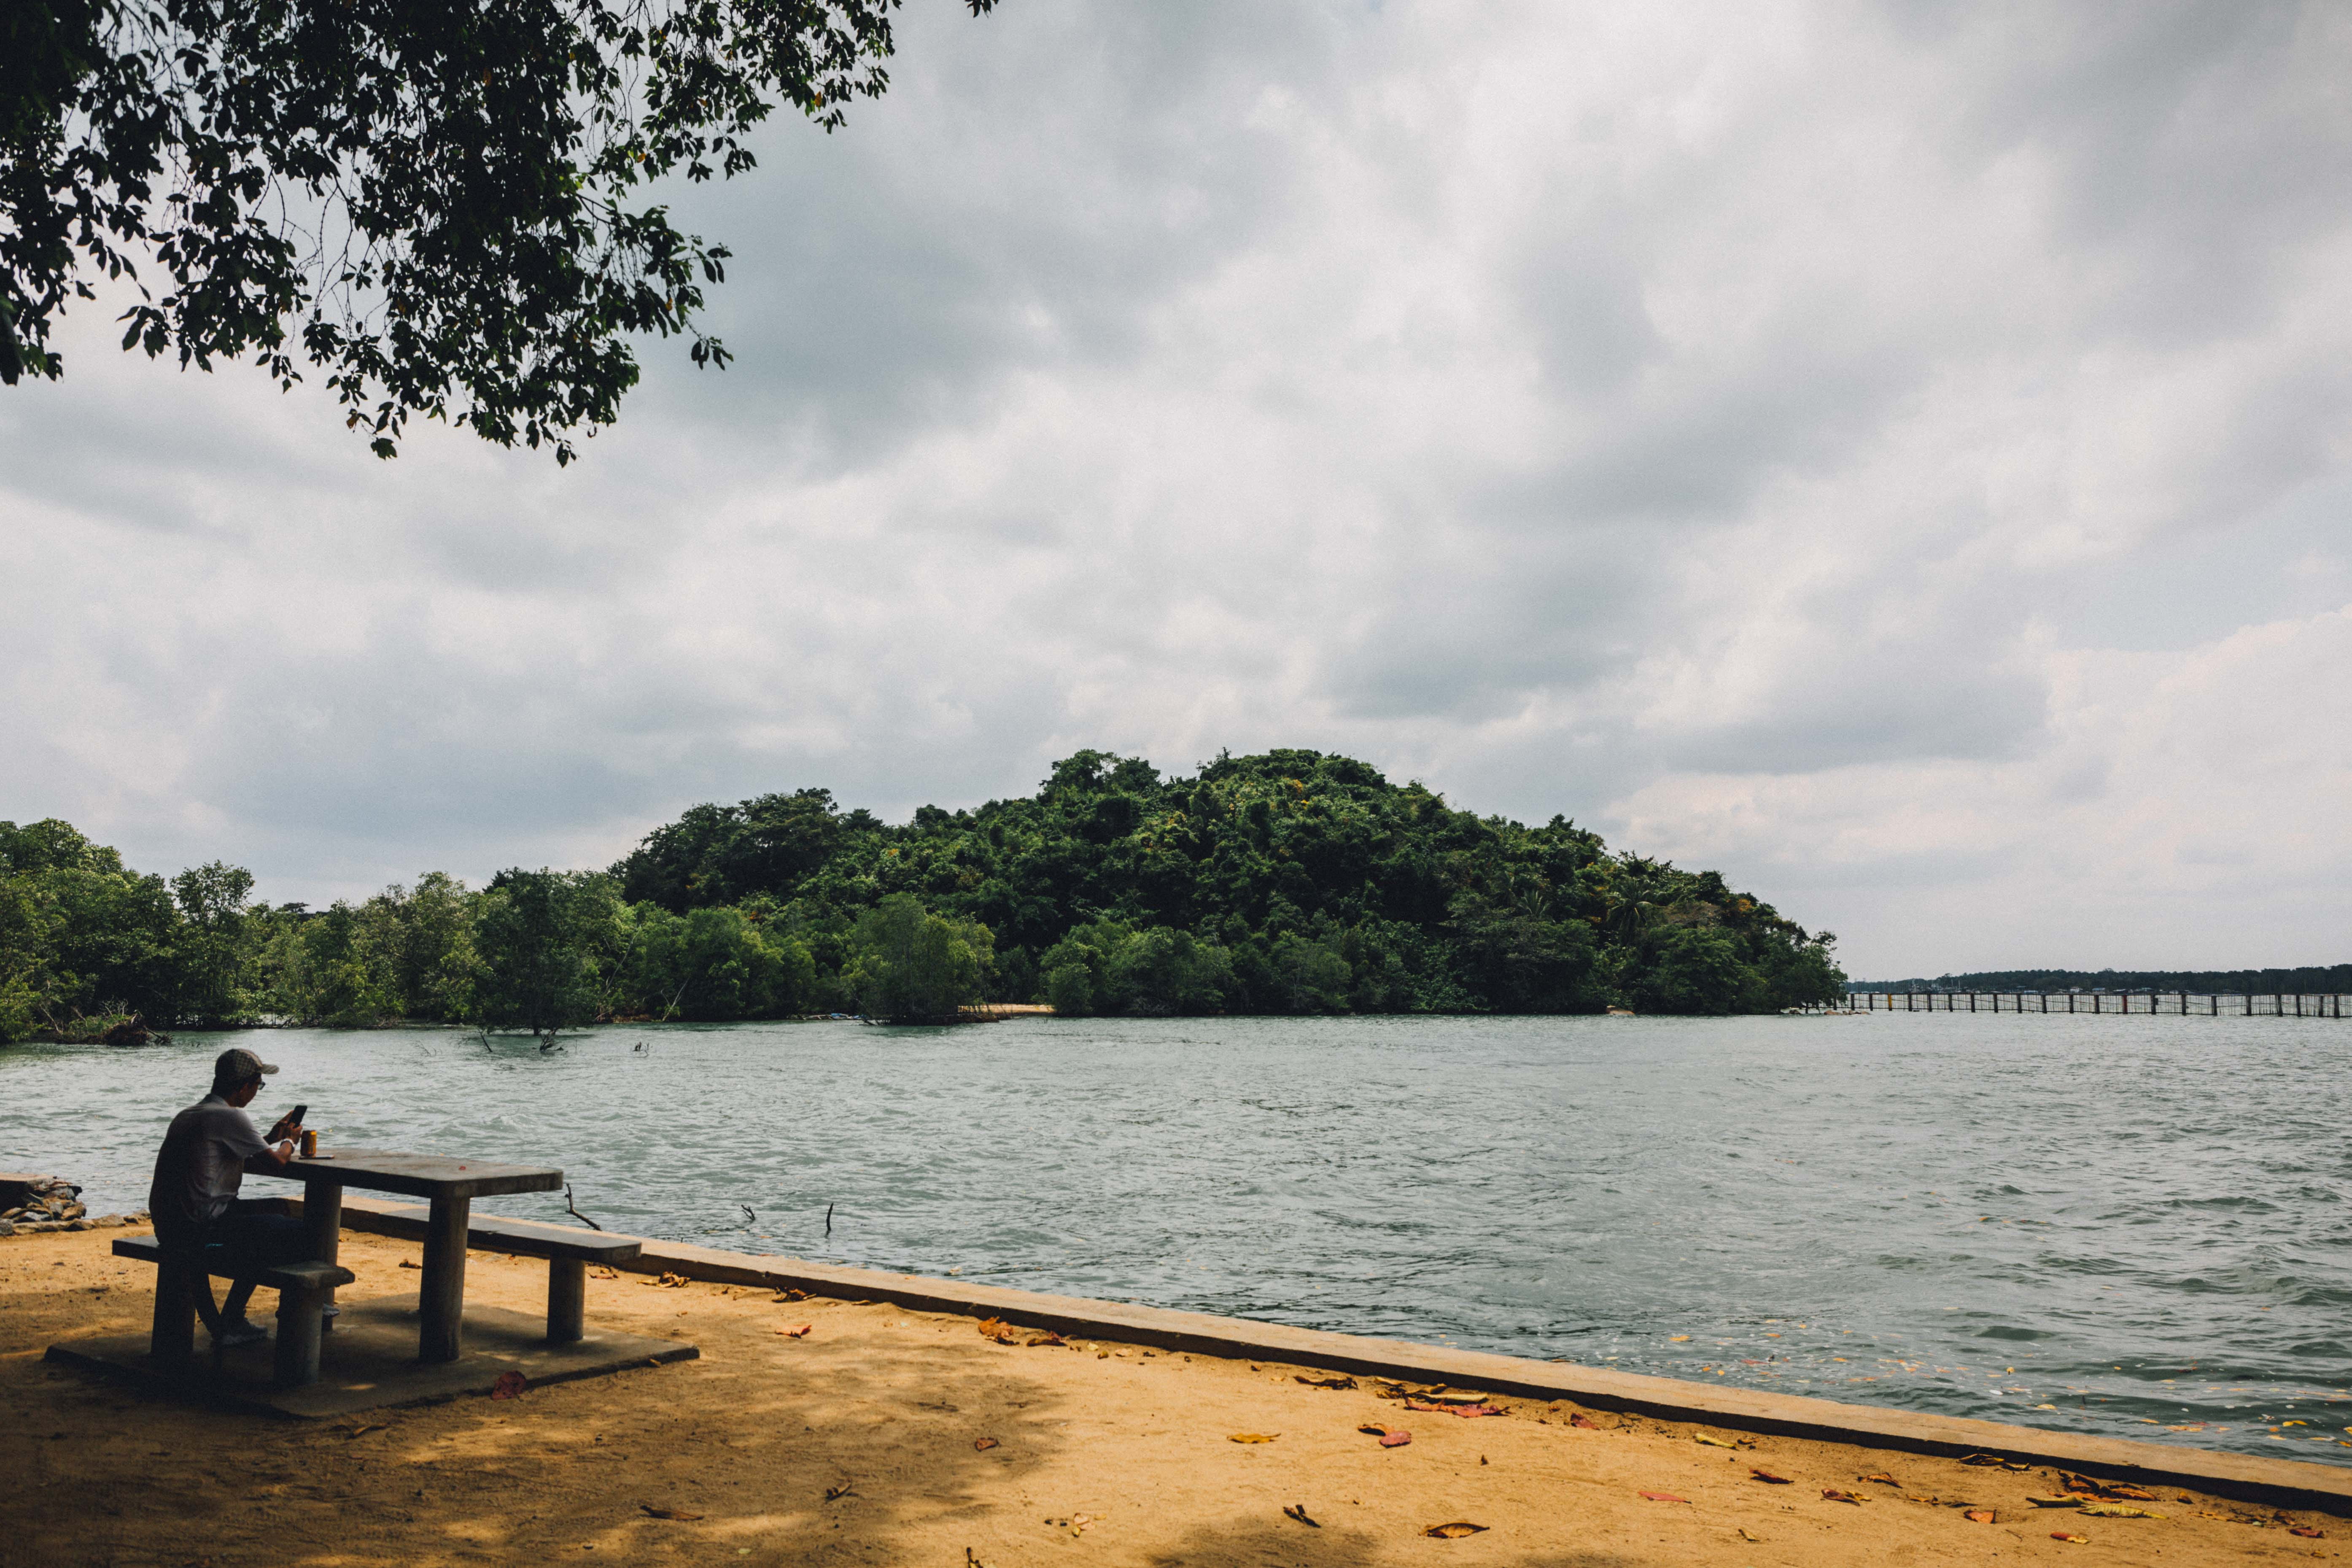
left=1, top=1224, right=2341, bottom=1568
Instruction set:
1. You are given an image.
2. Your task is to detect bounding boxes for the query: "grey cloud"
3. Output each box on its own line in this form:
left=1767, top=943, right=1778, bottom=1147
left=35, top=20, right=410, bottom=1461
left=6, top=0, right=2352, bottom=975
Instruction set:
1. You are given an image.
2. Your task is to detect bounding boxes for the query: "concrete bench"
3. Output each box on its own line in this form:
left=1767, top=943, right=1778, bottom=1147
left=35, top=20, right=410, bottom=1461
left=114, top=1234, right=356, bottom=1387
left=366, top=1205, right=642, bottom=1344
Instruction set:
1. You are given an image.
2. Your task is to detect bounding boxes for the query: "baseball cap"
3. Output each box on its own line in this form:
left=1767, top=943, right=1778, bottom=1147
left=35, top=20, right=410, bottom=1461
left=213, top=1047, right=279, bottom=1088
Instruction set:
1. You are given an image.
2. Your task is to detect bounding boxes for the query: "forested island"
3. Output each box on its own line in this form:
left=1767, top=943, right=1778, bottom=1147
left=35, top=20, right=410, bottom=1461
left=0, top=749, right=1844, bottom=1040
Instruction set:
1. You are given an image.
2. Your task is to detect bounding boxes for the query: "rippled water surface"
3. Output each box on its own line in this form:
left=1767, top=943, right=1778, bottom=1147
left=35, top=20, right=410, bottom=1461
left=8, top=1012, right=2349, bottom=1461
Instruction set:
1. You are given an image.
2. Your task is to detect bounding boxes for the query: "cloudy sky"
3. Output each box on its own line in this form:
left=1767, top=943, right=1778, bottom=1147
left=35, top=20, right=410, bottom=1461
left=6, top=0, right=2350, bottom=978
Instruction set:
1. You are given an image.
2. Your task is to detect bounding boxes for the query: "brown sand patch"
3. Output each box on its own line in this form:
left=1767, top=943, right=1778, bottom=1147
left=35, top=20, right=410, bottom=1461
left=0, top=1227, right=2336, bottom=1566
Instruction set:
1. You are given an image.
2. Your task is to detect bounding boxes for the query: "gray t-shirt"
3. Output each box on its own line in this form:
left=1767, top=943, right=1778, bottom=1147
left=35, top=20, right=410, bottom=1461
left=148, top=1094, right=271, bottom=1247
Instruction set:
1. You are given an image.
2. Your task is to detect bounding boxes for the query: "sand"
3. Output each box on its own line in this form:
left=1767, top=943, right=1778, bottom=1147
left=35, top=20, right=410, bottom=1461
left=0, top=1226, right=2340, bottom=1568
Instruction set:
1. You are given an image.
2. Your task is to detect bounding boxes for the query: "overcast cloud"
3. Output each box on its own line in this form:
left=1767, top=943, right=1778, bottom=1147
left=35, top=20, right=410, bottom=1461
left=5, top=0, right=2350, bottom=978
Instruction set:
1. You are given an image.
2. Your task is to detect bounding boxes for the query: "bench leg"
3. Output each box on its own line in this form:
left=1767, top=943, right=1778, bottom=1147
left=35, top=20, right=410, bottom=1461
left=151, top=1258, right=198, bottom=1366
left=547, top=1257, right=585, bottom=1344
left=274, top=1280, right=327, bottom=1387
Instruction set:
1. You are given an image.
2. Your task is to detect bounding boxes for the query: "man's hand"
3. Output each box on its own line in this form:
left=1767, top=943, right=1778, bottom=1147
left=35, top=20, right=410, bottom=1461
left=266, top=1111, right=302, bottom=1142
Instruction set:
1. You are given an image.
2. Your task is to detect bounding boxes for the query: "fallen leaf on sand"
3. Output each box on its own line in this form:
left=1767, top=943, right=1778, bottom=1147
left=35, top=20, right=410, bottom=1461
left=1749, top=1469, right=1791, bottom=1485
left=2061, top=1472, right=2153, bottom=1500
left=1694, top=1433, right=1738, bottom=1449
left=1027, top=1331, right=1067, bottom=1347
left=2291, top=1527, right=2326, bottom=1538
left=1229, top=1433, right=1278, bottom=1443
left=1357, top=1425, right=1412, bottom=1447
left=1961, top=1454, right=2030, bottom=1471
left=2029, top=1495, right=2084, bottom=1507
left=1425, top=1522, right=1488, bottom=1538
left=1669, top=1334, right=1692, bottom=1341
left=824, top=1484, right=855, bottom=1503
left=1283, top=1503, right=1320, bottom=1528
left=1295, top=1374, right=1356, bottom=1390
left=974, top=1438, right=1000, bottom=1451
left=1964, top=1509, right=1997, bottom=1524
left=1570, top=1414, right=1602, bottom=1429
left=1858, top=1472, right=1900, bottom=1487
left=1640, top=1492, right=1689, bottom=1504
left=343, top=1423, right=387, bottom=1438
left=640, top=1504, right=705, bottom=1521
left=1406, top=1401, right=1505, bottom=1418
left=776, top=1323, right=813, bottom=1337
left=774, top=1287, right=808, bottom=1301
left=398, top=1259, right=421, bottom=1270
left=2051, top=1532, right=2090, bottom=1544
left=490, top=1371, right=528, bottom=1400
left=977, top=1317, right=1021, bottom=1344
left=1737, top=1528, right=1763, bottom=1543
left=2080, top=1503, right=2163, bottom=1519
left=1821, top=1489, right=1865, bottom=1505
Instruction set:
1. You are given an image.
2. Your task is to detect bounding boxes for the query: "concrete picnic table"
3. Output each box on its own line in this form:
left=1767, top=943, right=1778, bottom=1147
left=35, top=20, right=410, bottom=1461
left=264, top=1149, right=562, bottom=1363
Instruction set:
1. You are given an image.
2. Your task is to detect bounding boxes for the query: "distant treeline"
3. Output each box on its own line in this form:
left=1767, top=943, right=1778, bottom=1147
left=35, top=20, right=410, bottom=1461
left=1848, top=966, right=2352, bottom=994
left=1, top=748, right=1845, bottom=1039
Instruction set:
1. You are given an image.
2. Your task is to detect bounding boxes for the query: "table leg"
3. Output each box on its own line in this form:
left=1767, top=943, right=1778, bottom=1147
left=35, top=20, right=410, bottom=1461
left=302, top=1181, right=344, bottom=1329
left=419, top=1194, right=471, bottom=1363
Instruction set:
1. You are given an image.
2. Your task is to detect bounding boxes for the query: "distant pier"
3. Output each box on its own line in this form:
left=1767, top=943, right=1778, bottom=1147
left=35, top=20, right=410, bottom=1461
left=1837, top=990, right=2348, bottom=1018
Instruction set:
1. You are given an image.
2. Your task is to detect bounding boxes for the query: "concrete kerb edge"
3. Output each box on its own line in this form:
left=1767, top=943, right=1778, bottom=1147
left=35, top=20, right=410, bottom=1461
left=326, top=1195, right=2352, bottom=1514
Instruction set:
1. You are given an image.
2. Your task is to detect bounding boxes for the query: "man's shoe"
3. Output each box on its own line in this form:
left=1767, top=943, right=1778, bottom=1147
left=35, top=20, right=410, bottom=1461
left=212, top=1317, right=269, bottom=1348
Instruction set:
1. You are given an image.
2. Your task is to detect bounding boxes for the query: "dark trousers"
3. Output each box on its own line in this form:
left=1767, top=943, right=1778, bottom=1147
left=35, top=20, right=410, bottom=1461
left=210, top=1201, right=310, bottom=1319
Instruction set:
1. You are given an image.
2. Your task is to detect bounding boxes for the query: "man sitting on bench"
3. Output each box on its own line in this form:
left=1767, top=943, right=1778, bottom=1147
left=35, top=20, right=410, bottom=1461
left=148, top=1048, right=305, bottom=1348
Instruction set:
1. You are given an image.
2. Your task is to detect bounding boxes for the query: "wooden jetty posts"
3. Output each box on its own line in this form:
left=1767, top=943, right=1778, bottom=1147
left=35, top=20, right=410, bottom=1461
left=1831, top=991, right=2349, bottom=1018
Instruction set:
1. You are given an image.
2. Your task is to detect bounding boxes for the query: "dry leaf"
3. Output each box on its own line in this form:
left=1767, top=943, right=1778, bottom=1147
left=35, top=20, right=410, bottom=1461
left=490, top=1371, right=528, bottom=1400
left=1960, top=1454, right=2030, bottom=1471
left=2050, top=1532, right=2089, bottom=1544
left=1858, top=1472, right=1900, bottom=1487
left=1406, top=1400, right=1505, bottom=1418
left=591, top=1265, right=620, bottom=1280
left=1737, top=1528, right=1762, bottom=1543
left=1026, top=1331, right=1066, bottom=1347
left=1283, top=1503, right=1320, bottom=1528
left=398, top=1259, right=421, bottom=1270
left=977, top=1317, right=1021, bottom=1344
left=1750, top=1468, right=1792, bottom=1484
left=775, top=1287, right=808, bottom=1301
left=1229, top=1433, right=1279, bottom=1443
left=1694, top=1433, right=1738, bottom=1449
left=1639, top=1491, right=1689, bottom=1504
left=1425, top=1522, right=1488, bottom=1538
left=1295, top=1374, right=1356, bottom=1390
left=640, top=1504, right=705, bottom=1521
left=2079, top=1503, right=2163, bottom=1519
left=824, top=1484, right=855, bottom=1503
left=1964, top=1509, right=1997, bottom=1524
left=343, top=1423, right=387, bottom=1439
left=1570, top=1414, right=1601, bottom=1429
left=2028, top=1495, right=2084, bottom=1507
left=2291, top=1527, right=2326, bottom=1538
left=776, top=1323, right=813, bottom=1337
left=1821, top=1489, right=1865, bottom=1505
left=974, top=1437, right=1000, bottom=1451
left=1355, top=1425, right=1412, bottom=1447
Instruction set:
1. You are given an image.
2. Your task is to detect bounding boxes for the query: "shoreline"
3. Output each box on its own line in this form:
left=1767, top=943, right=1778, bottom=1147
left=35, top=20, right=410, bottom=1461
left=320, top=1194, right=2352, bottom=1515
left=7, top=1220, right=2346, bottom=1566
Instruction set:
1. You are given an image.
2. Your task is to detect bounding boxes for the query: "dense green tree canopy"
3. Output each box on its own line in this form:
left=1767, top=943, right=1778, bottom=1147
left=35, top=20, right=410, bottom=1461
left=614, top=748, right=1849, bottom=1017
left=0, top=750, right=1846, bottom=1039
left=3, top=0, right=995, bottom=461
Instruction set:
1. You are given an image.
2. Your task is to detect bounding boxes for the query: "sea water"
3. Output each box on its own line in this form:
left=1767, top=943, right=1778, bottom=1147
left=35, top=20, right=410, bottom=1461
left=8, top=1011, right=2347, bottom=1463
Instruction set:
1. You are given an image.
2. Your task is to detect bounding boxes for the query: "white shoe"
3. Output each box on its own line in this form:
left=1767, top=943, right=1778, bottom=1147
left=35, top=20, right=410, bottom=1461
left=212, top=1317, right=269, bottom=1348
